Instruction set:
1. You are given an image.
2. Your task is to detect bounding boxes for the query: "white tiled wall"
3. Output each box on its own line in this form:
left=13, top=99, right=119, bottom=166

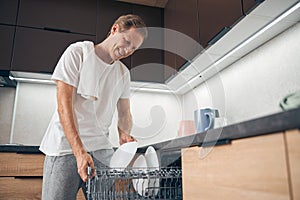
left=182, top=23, right=300, bottom=125
left=11, top=82, right=57, bottom=145
left=0, top=87, right=15, bottom=143
left=0, top=82, right=181, bottom=146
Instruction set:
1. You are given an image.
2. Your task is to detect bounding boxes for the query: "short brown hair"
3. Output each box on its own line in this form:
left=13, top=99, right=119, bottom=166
left=112, top=14, right=148, bottom=38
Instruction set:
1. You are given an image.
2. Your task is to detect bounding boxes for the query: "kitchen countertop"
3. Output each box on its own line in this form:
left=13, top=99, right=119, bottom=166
left=0, top=144, right=41, bottom=153
left=138, top=107, right=300, bottom=153
left=1, top=108, right=299, bottom=154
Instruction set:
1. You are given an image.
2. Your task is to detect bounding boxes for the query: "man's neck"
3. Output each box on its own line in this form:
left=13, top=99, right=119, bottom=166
left=94, top=43, right=114, bottom=64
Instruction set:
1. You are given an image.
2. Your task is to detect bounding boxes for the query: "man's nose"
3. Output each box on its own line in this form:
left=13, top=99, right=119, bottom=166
left=125, top=47, right=134, bottom=55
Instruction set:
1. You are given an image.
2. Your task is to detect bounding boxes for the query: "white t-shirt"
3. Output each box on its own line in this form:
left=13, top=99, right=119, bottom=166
left=40, top=41, right=131, bottom=156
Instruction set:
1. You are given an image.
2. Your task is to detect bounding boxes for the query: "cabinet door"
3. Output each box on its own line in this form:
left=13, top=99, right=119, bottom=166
left=97, top=0, right=133, bottom=68
left=130, top=49, right=164, bottom=83
left=17, top=0, right=97, bottom=35
left=11, top=27, right=95, bottom=73
left=198, top=0, right=243, bottom=48
left=132, top=5, right=164, bottom=83
left=164, top=0, right=199, bottom=72
left=0, top=177, right=85, bottom=200
left=164, top=0, right=178, bottom=78
left=0, top=25, right=14, bottom=70
left=181, top=133, right=290, bottom=200
left=0, top=153, right=44, bottom=176
left=0, top=0, right=19, bottom=25
left=285, top=129, right=300, bottom=200
left=0, top=177, right=42, bottom=199
left=243, top=0, right=263, bottom=14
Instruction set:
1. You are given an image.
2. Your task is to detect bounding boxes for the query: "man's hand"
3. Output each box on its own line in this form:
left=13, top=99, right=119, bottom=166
left=74, top=151, right=95, bottom=182
left=119, top=128, right=136, bottom=145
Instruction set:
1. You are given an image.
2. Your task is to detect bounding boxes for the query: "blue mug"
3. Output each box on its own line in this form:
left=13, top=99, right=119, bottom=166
left=194, top=108, right=219, bottom=133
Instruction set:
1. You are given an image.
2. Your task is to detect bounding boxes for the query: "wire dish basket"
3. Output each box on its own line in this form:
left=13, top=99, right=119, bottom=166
left=86, top=167, right=182, bottom=200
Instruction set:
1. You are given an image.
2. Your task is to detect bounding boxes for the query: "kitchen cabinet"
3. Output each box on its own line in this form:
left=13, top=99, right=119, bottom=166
left=132, top=4, right=164, bottom=82
left=164, top=0, right=199, bottom=73
left=0, top=152, right=85, bottom=200
left=0, top=25, right=14, bottom=70
left=11, top=27, right=95, bottom=73
left=285, top=129, right=300, bottom=200
left=198, top=0, right=243, bottom=48
left=97, top=0, right=133, bottom=69
left=243, top=0, right=263, bottom=15
left=181, top=133, right=290, bottom=200
left=17, top=0, right=97, bottom=35
left=164, top=0, right=244, bottom=71
left=97, top=0, right=164, bottom=82
left=0, top=0, right=19, bottom=25
left=0, top=152, right=44, bottom=199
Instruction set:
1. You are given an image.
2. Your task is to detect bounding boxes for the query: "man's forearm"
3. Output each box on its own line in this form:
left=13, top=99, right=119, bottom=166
left=56, top=81, right=85, bottom=156
left=118, top=113, right=132, bottom=135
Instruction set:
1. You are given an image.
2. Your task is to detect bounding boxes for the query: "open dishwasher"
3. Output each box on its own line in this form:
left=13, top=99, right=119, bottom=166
left=86, top=150, right=182, bottom=200
left=86, top=166, right=182, bottom=200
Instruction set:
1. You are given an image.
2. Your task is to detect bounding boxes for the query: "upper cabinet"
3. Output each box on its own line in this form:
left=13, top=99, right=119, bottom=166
left=131, top=4, right=164, bottom=82
left=0, top=0, right=19, bottom=25
left=11, top=27, right=95, bottom=73
left=198, top=0, right=243, bottom=48
left=97, top=0, right=133, bottom=68
left=17, top=0, right=97, bottom=35
left=164, top=0, right=200, bottom=76
left=0, top=0, right=18, bottom=70
left=9, top=0, right=97, bottom=73
left=0, top=25, right=15, bottom=70
left=97, top=0, right=164, bottom=82
left=164, top=0, right=244, bottom=71
left=243, top=0, right=263, bottom=15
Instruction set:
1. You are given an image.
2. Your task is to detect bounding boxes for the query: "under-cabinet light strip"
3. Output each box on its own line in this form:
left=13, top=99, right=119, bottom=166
left=9, top=76, right=173, bottom=93
left=175, top=1, right=300, bottom=93
left=9, top=76, right=56, bottom=84
left=130, top=87, right=173, bottom=93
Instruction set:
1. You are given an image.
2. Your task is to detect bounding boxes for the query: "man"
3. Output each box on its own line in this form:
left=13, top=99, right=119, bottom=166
left=39, top=14, right=147, bottom=199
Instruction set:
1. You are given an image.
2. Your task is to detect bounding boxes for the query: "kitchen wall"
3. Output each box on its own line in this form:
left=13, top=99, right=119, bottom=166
left=0, top=82, right=181, bottom=146
left=0, top=87, right=15, bottom=143
left=182, top=23, right=300, bottom=126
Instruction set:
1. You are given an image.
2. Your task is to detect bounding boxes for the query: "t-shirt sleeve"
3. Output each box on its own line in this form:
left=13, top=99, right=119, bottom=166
left=120, top=66, right=131, bottom=99
left=51, top=44, right=82, bottom=88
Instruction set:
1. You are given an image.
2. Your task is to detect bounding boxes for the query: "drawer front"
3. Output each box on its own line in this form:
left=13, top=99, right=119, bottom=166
left=285, top=129, right=300, bottom=200
left=0, top=177, right=42, bottom=200
left=181, top=133, right=290, bottom=200
left=0, top=153, right=44, bottom=176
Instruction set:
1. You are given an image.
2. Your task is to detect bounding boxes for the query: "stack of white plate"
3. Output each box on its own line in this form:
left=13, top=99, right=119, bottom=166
left=132, top=146, right=160, bottom=197
left=109, top=141, right=138, bottom=170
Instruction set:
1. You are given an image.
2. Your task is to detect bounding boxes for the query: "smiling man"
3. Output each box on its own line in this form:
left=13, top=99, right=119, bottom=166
left=39, top=14, right=147, bottom=200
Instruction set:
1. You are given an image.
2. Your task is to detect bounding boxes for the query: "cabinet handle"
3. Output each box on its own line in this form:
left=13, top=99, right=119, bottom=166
left=44, top=27, right=71, bottom=33
left=14, top=176, right=43, bottom=179
left=207, top=27, right=231, bottom=46
left=200, top=138, right=231, bottom=147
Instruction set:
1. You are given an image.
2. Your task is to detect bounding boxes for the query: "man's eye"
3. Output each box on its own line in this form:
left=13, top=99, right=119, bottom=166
left=124, top=37, right=130, bottom=45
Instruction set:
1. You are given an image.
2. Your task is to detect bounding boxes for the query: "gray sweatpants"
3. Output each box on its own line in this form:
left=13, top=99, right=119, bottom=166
left=42, top=149, right=114, bottom=200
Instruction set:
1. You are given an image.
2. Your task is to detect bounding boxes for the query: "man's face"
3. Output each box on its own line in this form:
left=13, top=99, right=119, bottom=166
left=110, top=26, right=144, bottom=61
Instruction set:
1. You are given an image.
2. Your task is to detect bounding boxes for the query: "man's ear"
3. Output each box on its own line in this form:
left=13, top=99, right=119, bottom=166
left=110, top=24, right=120, bottom=35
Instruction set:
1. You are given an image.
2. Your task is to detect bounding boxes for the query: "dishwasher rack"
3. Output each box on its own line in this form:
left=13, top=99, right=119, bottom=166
left=86, top=167, right=182, bottom=200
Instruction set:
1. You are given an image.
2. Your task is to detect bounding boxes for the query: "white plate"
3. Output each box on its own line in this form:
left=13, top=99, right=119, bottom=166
left=132, top=155, right=149, bottom=197
left=145, top=146, right=159, bottom=169
left=109, top=141, right=138, bottom=170
left=145, top=146, right=160, bottom=196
